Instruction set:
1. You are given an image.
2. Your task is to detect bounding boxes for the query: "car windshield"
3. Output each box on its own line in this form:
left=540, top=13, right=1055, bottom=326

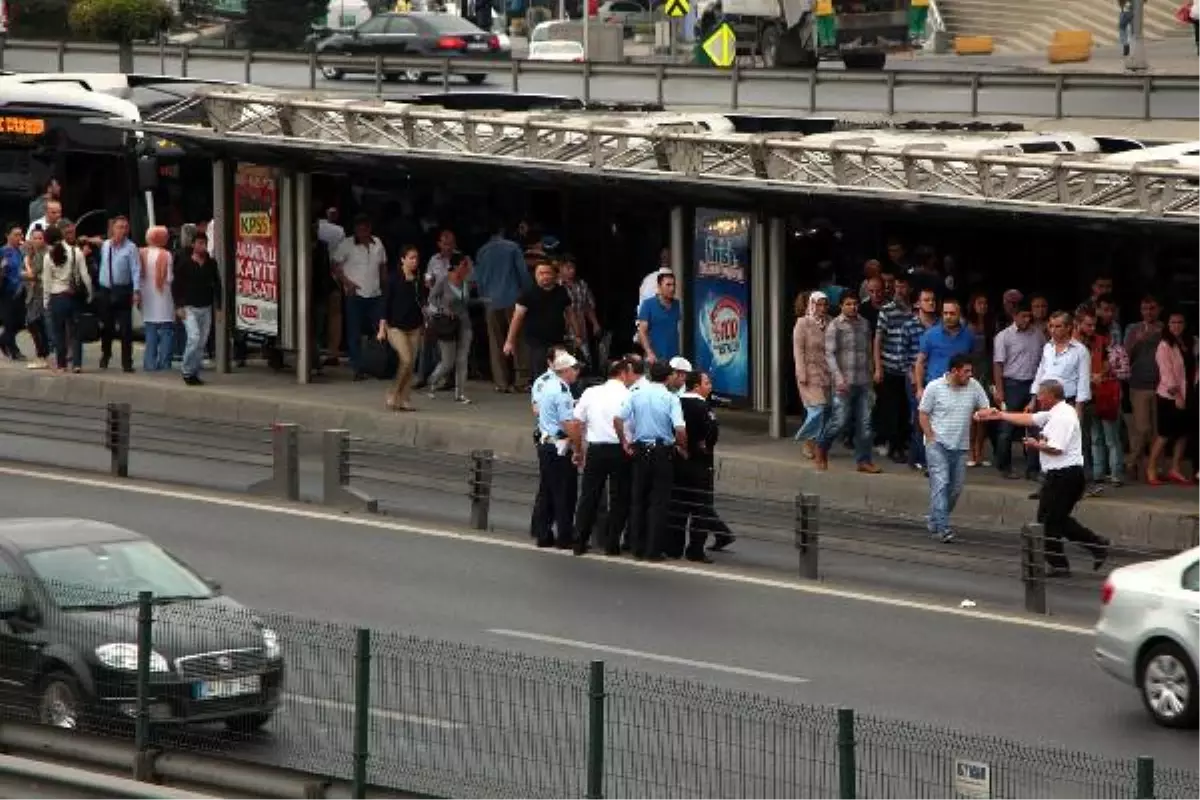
left=26, top=540, right=213, bottom=610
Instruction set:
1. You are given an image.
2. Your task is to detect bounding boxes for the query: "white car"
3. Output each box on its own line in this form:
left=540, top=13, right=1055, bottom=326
left=528, top=40, right=586, bottom=62
left=1094, top=546, right=1200, bottom=728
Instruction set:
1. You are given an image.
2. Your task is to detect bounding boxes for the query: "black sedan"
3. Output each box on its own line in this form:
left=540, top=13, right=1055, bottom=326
left=315, top=12, right=505, bottom=85
left=0, top=519, right=284, bottom=733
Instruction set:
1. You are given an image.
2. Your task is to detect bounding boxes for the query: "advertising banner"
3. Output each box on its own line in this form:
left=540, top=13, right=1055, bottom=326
left=692, top=209, right=751, bottom=399
left=233, top=164, right=279, bottom=338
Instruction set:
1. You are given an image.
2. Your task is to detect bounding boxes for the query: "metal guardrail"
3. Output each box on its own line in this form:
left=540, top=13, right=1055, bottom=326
left=0, top=753, right=214, bottom=799
left=0, top=38, right=1196, bottom=121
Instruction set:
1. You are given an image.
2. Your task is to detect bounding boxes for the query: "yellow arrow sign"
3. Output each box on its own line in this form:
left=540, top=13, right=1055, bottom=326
left=703, top=23, right=736, bottom=68
left=665, top=0, right=689, bottom=17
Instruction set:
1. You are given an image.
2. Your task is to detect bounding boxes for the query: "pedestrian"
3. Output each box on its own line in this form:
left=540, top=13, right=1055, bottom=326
left=332, top=214, right=387, bottom=382
left=918, top=353, right=991, bottom=543
left=425, top=251, right=474, bottom=405
left=41, top=225, right=90, bottom=374
left=504, top=262, right=574, bottom=381
left=975, top=380, right=1110, bottom=577
left=415, top=229, right=457, bottom=388
left=794, top=290, right=831, bottom=459
left=530, top=344, right=570, bottom=542
left=0, top=224, right=26, bottom=361
left=1146, top=312, right=1195, bottom=486
left=28, top=178, right=60, bottom=226
left=570, top=357, right=635, bottom=556
left=667, top=356, right=691, bottom=394
left=964, top=292, right=995, bottom=467
left=671, top=370, right=734, bottom=561
left=992, top=300, right=1046, bottom=480
left=905, top=288, right=940, bottom=471
left=1123, top=295, right=1164, bottom=481
left=817, top=293, right=881, bottom=474
left=914, top=297, right=976, bottom=397
left=378, top=245, right=426, bottom=411
left=532, top=351, right=582, bottom=549
left=473, top=220, right=530, bottom=392
left=96, top=216, right=140, bottom=373
left=139, top=226, right=175, bottom=372
left=172, top=231, right=222, bottom=386
left=21, top=227, right=50, bottom=370
left=1088, top=297, right=1128, bottom=488
left=615, top=360, right=687, bottom=561
left=1027, top=310, right=1091, bottom=497
left=316, top=208, right=346, bottom=367
left=560, top=256, right=601, bottom=370
left=27, top=200, right=65, bottom=241
left=872, top=276, right=913, bottom=463
left=636, top=272, right=682, bottom=364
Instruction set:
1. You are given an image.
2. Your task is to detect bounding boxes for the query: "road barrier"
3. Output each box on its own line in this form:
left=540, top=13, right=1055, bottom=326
left=0, top=38, right=1196, bottom=121
left=0, top=584, right=1194, bottom=799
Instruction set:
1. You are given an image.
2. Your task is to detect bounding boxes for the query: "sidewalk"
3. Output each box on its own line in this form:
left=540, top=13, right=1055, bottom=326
left=0, top=344, right=1194, bottom=552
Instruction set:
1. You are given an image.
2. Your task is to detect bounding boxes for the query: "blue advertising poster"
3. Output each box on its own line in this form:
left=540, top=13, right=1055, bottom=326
left=692, top=209, right=752, bottom=399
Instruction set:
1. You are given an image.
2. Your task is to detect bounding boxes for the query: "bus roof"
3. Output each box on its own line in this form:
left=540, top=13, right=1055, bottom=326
left=0, top=78, right=142, bottom=121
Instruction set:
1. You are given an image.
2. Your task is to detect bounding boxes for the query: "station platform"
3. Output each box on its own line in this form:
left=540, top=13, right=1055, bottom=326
left=0, top=347, right=1194, bottom=553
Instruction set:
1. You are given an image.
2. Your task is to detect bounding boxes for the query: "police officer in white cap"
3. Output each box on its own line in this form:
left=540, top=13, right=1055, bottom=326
left=668, top=356, right=692, bottom=395
left=532, top=351, right=582, bottom=548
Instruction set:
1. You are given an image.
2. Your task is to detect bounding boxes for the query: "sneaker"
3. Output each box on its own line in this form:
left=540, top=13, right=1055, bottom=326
left=1107, top=476, right=1124, bottom=488
left=1085, top=483, right=1106, bottom=497
left=26, top=359, right=46, bottom=370
left=938, top=530, right=957, bottom=543
left=455, top=394, right=471, bottom=405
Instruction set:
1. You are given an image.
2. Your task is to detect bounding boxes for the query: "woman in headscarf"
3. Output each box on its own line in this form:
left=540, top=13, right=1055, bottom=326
left=792, top=290, right=831, bottom=459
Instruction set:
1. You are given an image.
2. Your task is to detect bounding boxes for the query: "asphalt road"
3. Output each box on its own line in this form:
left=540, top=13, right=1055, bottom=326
left=2, top=47, right=1196, bottom=120
left=0, top=464, right=1195, bottom=794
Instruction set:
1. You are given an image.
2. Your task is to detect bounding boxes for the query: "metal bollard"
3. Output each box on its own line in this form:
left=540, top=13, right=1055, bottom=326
left=249, top=423, right=300, bottom=502
left=1136, top=755, right=1155, bottom=799
left=1021, top=522, right=1048, bottom=615
left=468, top=449, right=495, bottom=531
left=794, top=493, right=820, bottom=580
left=106, top=403, right=131, bottom=478
left=134, top=591, right=153, bottom=780
left=321, top=430, right=377, bottom=512
left=836, top=707, right=857, bottom=800
left=585, top=660, right=606, bottom=800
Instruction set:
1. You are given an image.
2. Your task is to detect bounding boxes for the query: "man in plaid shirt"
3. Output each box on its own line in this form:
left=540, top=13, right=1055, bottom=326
left=872, top=274, right=914, bottom=463
left=817, top=294, right=882, bottom=474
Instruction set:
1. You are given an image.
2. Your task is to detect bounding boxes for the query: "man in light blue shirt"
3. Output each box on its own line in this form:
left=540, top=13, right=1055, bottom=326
left=475, top=223, right=532, bottom=391
left=1030, top=311, right=1091, bottom=407
left=531, top=352, right=581, bottom=549
left=615, top=361, right=686, bottom=561
left=97, top=216, right=142, bottom=372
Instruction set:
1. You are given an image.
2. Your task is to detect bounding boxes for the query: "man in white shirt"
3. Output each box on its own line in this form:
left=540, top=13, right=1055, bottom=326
left=331, top=213, right=387, bottom=381
left=316, top=208, right=346, bottom=251
left=28, top=200, right=65, bottom=239
left=570, top=358, right=636, bottom=556
left=976, top=379, right=1110, bottom=577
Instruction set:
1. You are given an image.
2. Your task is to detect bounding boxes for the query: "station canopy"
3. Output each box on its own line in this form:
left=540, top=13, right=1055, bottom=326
left=127, top=87, right=1200, bottom=227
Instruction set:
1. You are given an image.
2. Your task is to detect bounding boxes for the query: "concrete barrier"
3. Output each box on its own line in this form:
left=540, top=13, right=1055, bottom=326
left=953, top=35, right=995, bottom=55
left=1048, top=29, right=1093, bottom=63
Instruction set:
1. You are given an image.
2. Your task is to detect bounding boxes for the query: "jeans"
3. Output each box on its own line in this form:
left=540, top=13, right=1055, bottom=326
left=428, top=321, right=473, bottom=396
left=926, top=441, right=967, bottom=535
left=181, top=306, right=213, bottom=378
left=344, top=294, right=383, bottom=375
left=820, top=384, right=873, bottom=464
left=48, top=293, right=81, bottom=370
left=1091, top=414, right=1125, bottom=481
left=143, top=322, right=175, bottom=372
left=794, top=401, right=829, bottom=442
left=995, top=377, right=1039, bottom=475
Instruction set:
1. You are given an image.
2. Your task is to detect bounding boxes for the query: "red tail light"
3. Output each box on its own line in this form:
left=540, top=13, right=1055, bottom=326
left=605, top=15, right=618, bottom=22
left=1101, top=580, right=1114, bottom=605
left=487, top=35, right=500, bottom=50
left=436, top=36, right=467, bottom=50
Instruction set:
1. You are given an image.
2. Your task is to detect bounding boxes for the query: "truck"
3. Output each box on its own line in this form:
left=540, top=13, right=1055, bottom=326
left=718, top=0, right=912, bottom=70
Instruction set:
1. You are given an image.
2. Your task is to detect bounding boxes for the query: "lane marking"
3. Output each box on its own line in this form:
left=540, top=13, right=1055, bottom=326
left=0, top=464, right=1093, bottom=636
left=487, top=629, right=810, bottom=684
left=285, top=693, right=464, bottom=730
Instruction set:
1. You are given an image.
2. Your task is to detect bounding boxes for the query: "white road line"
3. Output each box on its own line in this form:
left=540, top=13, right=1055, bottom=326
left=487, top=629, right=810, bottom=684
left=284, top=693, right=464, bottom=730
left=0, top=464, right=1093, bottom=636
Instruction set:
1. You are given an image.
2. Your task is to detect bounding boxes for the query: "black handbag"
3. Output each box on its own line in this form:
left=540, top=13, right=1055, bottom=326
left=76, top=312, right=101, bottom=343
left=430, top=313, right=459, bottom=342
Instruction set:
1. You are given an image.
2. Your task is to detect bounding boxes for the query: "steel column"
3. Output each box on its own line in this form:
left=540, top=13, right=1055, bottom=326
left=767, top=217, right=786, bottom=438
left=211, top=160, right=234, bottom=375
left=750, top=218, right=767, bottom=411
left=669, top=206, right=687, bottom=358
left=295, top=172, right=312, bottom=385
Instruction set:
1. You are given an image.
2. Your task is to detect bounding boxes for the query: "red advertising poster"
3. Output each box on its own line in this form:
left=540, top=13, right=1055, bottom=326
left=233, top=164, right=279, bottom=338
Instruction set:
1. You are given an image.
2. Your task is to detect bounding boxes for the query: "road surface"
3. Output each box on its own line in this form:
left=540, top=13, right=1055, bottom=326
left=0, top=47, right=1195, bottom=120
left=0, top=464, right=1194, bottom=798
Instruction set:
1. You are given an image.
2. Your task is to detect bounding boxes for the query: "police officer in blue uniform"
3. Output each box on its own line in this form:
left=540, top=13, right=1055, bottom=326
left=529, top=345, right=568, bottom=540
left=532, top=351, right=582, bottom=548
left=615, top=361, right=687, bottom=561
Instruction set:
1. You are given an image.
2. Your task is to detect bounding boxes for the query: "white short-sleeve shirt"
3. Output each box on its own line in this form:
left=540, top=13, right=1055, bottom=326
left=333, top=236, right=385, bottom=299
left=574, top=379, right=630, bottom=445
left=1031, top=401, right=1084, bottom=471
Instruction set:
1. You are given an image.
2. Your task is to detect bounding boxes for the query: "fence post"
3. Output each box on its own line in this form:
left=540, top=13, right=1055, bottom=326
left=134, top=590, right=153, bottom=781
left=308, top=50, right=317, bottom=90
left=374, top=54, right=384, bottom=96
left=585, top=660, right=606, bottom=799
left=1021, top=522, right=1047, bottom=615
left=56, top=41, right=66, bottom=72
left=106, top=402, right=131, bottom=478
left=468, top=449, right=494, bottom=531
left=180, top=44, right=189, bottom=78
left=243, top=49, right=252, bottom=83
left=582, top=59, right=591, bottom=105
left=794, top=493, right=819, bottom=580
left=729, top=60, right=739, bottom=110
left=1136, top=755, right=1155, bottom=799
left=249, top=423, right=300, bottom=501
left=351, top=628, right=371, bottom=800
left=837, top=707, right=856, bottom=800
left=321, top=430, right=378, bottom=512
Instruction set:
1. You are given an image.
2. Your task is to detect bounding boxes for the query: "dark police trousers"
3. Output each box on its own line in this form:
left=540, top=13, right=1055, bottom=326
left=533, top=443, right=576, bottom=547
left=629, top=442, right=675, bottom=559
left=574, top=443, right=630, bottom=553
left=1037, top=465, right=1107, bottom=571
left=669, top=455, right=732, bottom=558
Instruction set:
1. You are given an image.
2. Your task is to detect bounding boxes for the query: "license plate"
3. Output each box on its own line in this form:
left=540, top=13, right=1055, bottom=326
left=196, top=675, right=261, bottom=700
left=467, top=42, right=488, bottom=51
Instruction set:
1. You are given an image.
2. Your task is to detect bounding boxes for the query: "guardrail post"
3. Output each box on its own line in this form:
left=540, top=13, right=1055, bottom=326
left=56, top=41, right=66, bottom=73
left=969, top=73, right=980, bottom=116
left=885, top=71, right=896, bottom=115
left=582, top=59, right=592, bottom=105
left=321, top=430, right=378, bottom=512
left=374, top=54, right=384, bottom=96
left=585, top=660, right=606, bottom=799
left=1141, top=76, right=1152, bottom=122
left=441, top=57, right=451, bottom=93
left=808, top=68, right=818, bottom=111
left=106, top=402, right=131, bottom=478
left=308, top=50, right=317, bottom=90
left=1054, top=74, right=1065, bottom=119
left=729, top=60, right=739, bottom=110
left=0, top=34, right=6, bottom=71
left=180, top=45, right=189, bottom=77
left=511, top=59, right=520, bottom=92
left=134, top=590, right=153, bottom=782
left=158, top=35, right=166, bottom=75
left=837, top=707, right=856, bottom=800
left=1136, top=755, right=1154, bottom=799
left=1021, top=522, right=1047, bottom=615
left=243, top=50, right=252, bottom=84
left=468, top=449, right=494, bottom=531
left=794, top=493, right=819, bottom=580
left=655, top=64, right=665, bottom=106
left=249, top=423, right=300, bottom=501
left=351, top=628, right=371, bottom=800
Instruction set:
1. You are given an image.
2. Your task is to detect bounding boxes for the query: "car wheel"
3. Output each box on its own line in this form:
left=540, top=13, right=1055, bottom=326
left=1140, top=641, right=1199, bottom=728
left=320, top=66, right=345, bottom=80
left=465, top=74, right=487, bottom=85
left=225, top=711, right=273, bottom=733
left=38, top=672, right=84, bottom=730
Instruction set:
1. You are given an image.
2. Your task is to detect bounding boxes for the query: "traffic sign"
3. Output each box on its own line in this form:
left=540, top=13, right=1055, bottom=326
left=664, top=0, right=689, bottom=16
left=703, top=23, right=736, bottom=68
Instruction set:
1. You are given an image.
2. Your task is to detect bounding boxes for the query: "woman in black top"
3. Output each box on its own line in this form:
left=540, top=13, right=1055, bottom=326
left=376, top=245, right=425, bottom=411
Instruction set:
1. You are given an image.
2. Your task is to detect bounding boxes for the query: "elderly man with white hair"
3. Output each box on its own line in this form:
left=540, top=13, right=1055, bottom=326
left=139, top=225, right=175, bottom=372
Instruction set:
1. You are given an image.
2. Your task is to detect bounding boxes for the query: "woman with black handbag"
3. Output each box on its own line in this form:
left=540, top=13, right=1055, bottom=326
left=425, top=251, right=473, bottom=405
left=42, top=225, right=91, bottom=373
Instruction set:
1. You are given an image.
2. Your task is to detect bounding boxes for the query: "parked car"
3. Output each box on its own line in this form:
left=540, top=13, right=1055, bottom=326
left=0, top=519, right=285, bottom=732
left=529, top=40, right=586, bottom=62
left=1094, top=546, right=1199, bottom=728
left=597, top=0, right=651, bottom=34
left=315, top=12, right=506, bottom=84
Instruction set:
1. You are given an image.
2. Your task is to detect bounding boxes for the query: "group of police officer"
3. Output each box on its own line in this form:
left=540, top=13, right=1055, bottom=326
left=529, top=346, right=734, bottom=563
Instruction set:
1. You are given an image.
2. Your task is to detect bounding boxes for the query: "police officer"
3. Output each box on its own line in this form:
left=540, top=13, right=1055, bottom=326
left=668, top=356, right=692, bottom=395
left=533, top=351, right=582, bottom=549
left=615, top=360, right=687, bottom=561
left=671, top=371, right=735, bottom=561
left=570, top=358, right=635, bottom=556
left=529, top=344, right=568, bottom=540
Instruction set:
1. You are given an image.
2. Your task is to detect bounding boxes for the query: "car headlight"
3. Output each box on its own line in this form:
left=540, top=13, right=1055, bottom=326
left=95, top=643, right=170, bottom=673
left=262, top=627, right=281, bottom=660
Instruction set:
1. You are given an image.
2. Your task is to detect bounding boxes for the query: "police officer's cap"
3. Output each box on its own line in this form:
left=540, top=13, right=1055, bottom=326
left=552, top=352, right=579, bottom=372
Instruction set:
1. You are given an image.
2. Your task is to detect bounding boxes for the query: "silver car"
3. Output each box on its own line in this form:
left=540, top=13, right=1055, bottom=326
left=1094, top=546, right=1199, bottom=728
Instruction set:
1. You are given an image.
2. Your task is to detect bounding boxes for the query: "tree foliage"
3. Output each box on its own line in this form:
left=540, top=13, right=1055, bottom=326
left=68, top=0, right=174, bottom=43
left=8, top=0, right=71, bottom=38
left=240, top=0, right=326, bottom=50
